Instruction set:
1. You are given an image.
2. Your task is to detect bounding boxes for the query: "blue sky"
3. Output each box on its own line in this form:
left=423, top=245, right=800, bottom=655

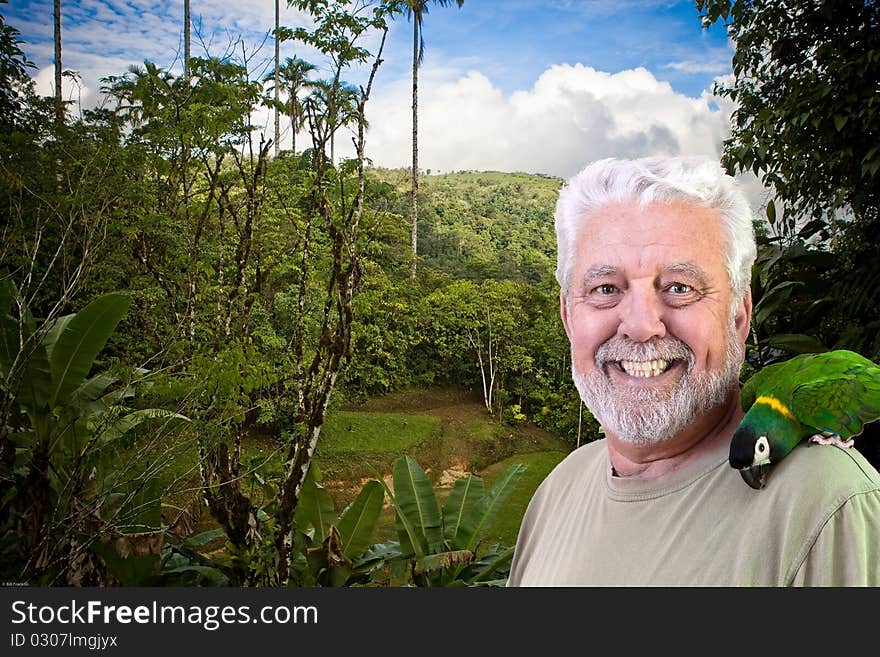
left=5, top=0, right=749, bottom=183
left=7, top=1, right=731, bottom=95
left=386, top=1, right=732, bottom=98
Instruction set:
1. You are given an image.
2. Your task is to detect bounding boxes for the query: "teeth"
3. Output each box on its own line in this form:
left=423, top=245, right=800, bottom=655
left=620, top=359, right=670, bottom=378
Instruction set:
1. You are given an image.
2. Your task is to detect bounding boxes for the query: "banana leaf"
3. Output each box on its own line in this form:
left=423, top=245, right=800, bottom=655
left=352, top=540, right=404, bottom=570
left=466, top=545, right=515, bottom=584
left=70, top=373, right=118, bottom=406
left=413, top=549, right=474, bottom=575
left=391, top=455, right=443, bottom=556
left=337, top=479, right=384, bottom=559
left=466, top=463, right=526, bottom=552
left=442, top=474, right=485, bottom=550
left=48, top=293, right=131, bottom=409
left=295, top=467, right=336, bottom=541
left=42, top=313, right=74, bottom=360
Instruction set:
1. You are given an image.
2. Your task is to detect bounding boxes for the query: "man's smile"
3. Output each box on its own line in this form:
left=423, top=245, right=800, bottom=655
left=605, top=358, right=685, bottom=383
left=618, top=358, right=672, bottom=378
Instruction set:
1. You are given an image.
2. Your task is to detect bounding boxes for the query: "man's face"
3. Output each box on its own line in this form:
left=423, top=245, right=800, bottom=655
left=561, top=200, right=751, bottom=446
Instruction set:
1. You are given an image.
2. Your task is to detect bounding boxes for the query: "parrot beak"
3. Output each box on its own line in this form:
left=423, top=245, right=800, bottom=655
left=739, top=464, right=770, bottom=490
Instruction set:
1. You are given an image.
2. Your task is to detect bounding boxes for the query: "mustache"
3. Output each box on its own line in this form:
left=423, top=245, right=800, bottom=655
left=594, top=335, right=693, bottom=367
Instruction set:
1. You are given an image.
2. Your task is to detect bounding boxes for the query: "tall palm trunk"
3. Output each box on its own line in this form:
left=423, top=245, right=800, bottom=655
left=53, top=0, right=62, bottom=124
left=184, top=0, right=190, bottom=81
left=410, top=14, right=419, bottom=280
left=274, top=0, right=280, bottom=156
left=290, top=82, right=297, bottom=154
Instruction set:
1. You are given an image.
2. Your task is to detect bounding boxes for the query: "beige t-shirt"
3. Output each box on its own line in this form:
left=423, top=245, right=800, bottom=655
left=508, top=436, right=880, bottom=586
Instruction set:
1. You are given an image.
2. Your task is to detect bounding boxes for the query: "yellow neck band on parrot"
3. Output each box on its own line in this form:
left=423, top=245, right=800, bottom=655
left=755, top=395, right=796, bottom=421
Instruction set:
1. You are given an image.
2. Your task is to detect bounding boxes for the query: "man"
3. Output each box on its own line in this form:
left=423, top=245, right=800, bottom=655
left=508, top=156, right=880, bottom=586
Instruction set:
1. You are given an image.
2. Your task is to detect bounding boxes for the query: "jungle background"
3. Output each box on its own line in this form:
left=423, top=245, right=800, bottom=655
left=1, top=0, right=878, bottom=586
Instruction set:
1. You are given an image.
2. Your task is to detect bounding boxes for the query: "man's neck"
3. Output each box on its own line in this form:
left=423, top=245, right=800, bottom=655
left=605, top=393, right=744, bottom=479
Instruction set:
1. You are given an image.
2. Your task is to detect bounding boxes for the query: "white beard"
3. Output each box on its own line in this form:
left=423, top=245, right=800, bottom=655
left=572, top=325, right=743, bottom=447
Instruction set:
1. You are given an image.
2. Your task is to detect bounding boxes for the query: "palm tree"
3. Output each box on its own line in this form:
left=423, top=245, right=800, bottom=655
left=53, top=0, right=62, bottom=123
left=184, top=0, right=191, bottom=81
left=273, top=0, right=280, bottom=155
left=303, top=79, right=361, bottom=164
left=264, top=56, right=316, bottom=154
left=406, top=0, right=463, bottom=278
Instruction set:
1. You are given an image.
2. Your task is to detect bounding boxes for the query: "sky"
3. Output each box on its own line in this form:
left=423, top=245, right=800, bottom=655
left=5, top=0, right=765, bottom=197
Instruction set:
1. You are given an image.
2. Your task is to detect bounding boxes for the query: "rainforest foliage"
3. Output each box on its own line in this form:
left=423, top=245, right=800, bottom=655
left=0, top=2, right=583, bottom=586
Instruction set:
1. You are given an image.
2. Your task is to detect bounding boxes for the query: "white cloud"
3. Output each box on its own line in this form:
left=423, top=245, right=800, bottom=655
left=664, top=59, right=731, bottom=74
left=354, top=63, right=731, bottom=180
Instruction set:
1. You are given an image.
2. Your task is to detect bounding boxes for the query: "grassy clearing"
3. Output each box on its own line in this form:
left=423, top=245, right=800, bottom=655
left=479, top=450, right=568, bottom=546
left=316, top=411, right=442, bottom=481
left=319, top=411, right=440, bottom=454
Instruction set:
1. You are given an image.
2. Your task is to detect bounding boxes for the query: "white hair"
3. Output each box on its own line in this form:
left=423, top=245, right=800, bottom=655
left=555, top=156, right=757, bottom=301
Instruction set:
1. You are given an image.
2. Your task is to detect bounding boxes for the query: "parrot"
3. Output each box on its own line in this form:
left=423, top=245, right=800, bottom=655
left=728, top=349, right=880, bottom=489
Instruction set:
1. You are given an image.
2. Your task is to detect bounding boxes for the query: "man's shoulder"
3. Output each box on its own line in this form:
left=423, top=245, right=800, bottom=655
left=537, top=438, right=607, bottom=491
left=768, top=441, right=880, bottom=501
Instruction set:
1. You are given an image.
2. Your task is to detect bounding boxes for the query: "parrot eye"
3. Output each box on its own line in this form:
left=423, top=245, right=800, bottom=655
left=753, top=436, right=771, bottom=465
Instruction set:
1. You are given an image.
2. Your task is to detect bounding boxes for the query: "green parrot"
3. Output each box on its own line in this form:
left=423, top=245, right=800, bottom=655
left=729, top=349, right=880, bottom=489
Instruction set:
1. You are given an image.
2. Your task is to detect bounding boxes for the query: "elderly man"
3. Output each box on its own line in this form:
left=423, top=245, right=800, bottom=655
left=508, top=156, right=880, bottom=586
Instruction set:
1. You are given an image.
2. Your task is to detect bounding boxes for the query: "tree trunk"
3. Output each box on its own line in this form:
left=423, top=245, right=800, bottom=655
left=410, top=14, right=419, bottom=280
left=274, top=0, right=280, bottom=156
left=53, top=0, right=62, bottom=124
left=184, top=0, right=191, bottom=81
left=290, top=83, right=297, bottom=154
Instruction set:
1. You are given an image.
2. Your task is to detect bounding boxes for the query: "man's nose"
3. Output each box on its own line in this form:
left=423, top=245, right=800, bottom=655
left=617, top=286, right=666, bottom=342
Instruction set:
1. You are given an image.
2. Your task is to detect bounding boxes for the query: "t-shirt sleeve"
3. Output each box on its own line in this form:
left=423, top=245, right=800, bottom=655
left=789, top=491, right=880, bottom=586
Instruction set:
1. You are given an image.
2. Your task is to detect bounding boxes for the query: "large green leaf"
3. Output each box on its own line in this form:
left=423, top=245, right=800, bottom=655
left=767, top=333, right=828, bottom=354
left=466, top=463, right=526, bottom=552
left=392, top=456, right=443, bottom=557
left=467, top=545, right=515, bottom=584
left=754, top=280, right=802, bottom=327
left=43, top=314, right=74, bottom=361
left=48, top=293, right=131, bottom=409
left=372, top=470, right=424, bottom=557
left=295, top=468, right=336, bottom=540
left=352, top=540, right=404, bottom=570
left=181, top=528, right=226, bottom=549
left=70, top=373, right=118, bottom=407
left=336, top=479, right=384, bottom=559
left=442, top=474, right=485, bottom=550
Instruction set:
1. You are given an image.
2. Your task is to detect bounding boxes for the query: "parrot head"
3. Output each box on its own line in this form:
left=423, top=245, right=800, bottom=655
left=728, top=422, right=775, bottom=489
left=729, top=400, right=807, bottom=489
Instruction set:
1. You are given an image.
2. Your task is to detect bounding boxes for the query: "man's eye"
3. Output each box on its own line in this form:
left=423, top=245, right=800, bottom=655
left=594, top=284, right=618, bottom=295
left=668, top=283, right=693, bottom=294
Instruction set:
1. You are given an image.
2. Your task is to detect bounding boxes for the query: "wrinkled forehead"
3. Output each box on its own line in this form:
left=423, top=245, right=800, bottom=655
left=572, top=200, right=729, bottom=280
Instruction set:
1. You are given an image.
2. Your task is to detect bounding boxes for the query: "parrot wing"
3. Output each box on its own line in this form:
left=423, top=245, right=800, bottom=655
left=789, top=370, right=880, bottom=439
left=739, top=358, right=801, bottom=411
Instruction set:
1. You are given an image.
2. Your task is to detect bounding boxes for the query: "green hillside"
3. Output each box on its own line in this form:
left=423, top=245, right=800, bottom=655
left=370, top=168, right=563, bottom=283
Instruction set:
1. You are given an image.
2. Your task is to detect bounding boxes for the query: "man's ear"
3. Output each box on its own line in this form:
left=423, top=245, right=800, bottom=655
left=560, top=290, right=573, bottom=340
left=734, top=287, right=752, bottom=343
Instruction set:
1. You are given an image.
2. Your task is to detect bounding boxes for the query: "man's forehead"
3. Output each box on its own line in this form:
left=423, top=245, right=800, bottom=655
left=581, top=262, right=711, bottom=283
